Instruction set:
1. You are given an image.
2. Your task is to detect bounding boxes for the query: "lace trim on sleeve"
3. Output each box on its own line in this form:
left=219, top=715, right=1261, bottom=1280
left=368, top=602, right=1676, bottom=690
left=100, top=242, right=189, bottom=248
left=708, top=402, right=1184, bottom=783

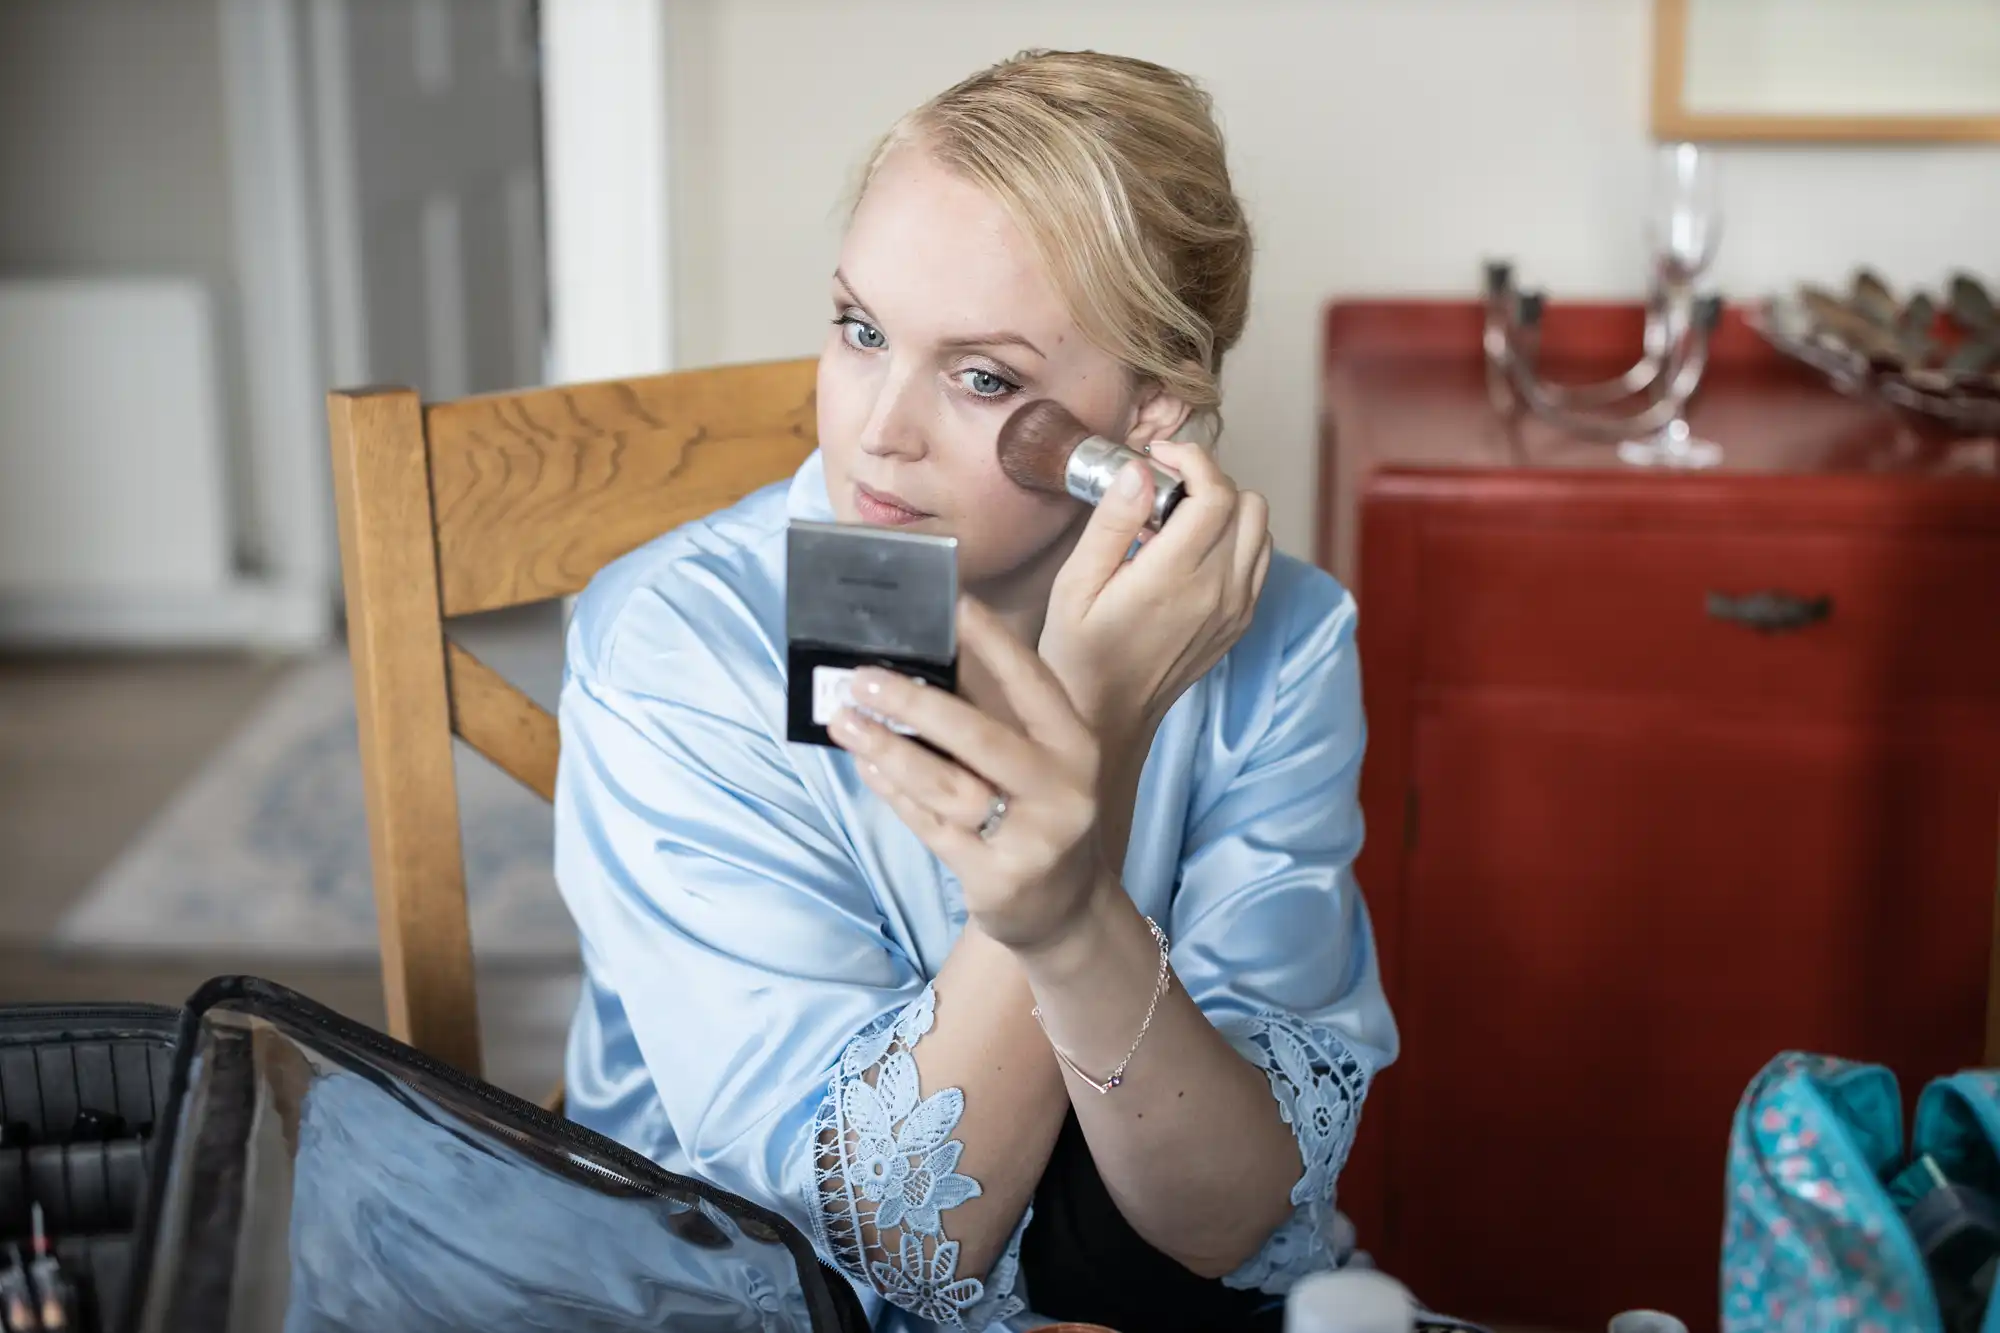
left=1218, top=1010, right=1373, bottom=1294
left=807, top=986, right=1027, bottom=1331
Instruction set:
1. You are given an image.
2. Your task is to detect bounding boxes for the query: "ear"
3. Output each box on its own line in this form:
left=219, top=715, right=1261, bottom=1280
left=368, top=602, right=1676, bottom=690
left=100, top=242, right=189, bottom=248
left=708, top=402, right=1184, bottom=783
left=1120, top=375, right=1193, bottom=449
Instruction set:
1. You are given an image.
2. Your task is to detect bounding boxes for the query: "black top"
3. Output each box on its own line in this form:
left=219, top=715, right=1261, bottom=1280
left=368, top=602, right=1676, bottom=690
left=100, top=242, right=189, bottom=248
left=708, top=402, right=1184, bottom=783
left=1019, top=1110, right=1286, bottom=1332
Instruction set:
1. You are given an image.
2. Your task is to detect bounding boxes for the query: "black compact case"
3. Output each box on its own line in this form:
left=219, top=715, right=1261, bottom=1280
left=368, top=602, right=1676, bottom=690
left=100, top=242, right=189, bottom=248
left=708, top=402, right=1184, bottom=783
left=785, top=520, right=959, bottom=748
left=785, top=643, right=956, bottom=747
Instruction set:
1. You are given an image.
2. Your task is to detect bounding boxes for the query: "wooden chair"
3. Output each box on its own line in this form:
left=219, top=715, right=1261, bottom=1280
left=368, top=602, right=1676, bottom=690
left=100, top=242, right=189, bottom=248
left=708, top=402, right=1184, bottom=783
left=326, top=358, right=819, bottom=1079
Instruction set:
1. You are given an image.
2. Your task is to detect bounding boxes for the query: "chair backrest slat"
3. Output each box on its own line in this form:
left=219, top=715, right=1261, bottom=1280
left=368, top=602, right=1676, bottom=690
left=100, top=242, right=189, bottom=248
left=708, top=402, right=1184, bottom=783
left=445, top=640, right=558, bottom=802
left=328, top=357, right=818, bottom=1075
left=426, top=359, right=819, bottom=618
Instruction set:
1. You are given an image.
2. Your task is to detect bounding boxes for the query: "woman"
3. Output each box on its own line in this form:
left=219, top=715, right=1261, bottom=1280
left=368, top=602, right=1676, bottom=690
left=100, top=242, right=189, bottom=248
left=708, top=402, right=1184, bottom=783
left=555, top=49, right=1396, bottom=1333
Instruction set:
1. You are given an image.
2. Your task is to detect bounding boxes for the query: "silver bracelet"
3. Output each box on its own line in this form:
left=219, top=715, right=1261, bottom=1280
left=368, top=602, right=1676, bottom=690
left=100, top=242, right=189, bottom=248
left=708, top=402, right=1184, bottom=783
left=1031, top=915, right=1171, bottom=1093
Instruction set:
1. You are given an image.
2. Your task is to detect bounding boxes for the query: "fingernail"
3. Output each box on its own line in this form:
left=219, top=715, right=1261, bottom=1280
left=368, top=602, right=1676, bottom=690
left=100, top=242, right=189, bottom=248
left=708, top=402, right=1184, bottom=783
left=1117, top=463, right=1144, bottom=497
left=865, top=762, right=880, bottom=776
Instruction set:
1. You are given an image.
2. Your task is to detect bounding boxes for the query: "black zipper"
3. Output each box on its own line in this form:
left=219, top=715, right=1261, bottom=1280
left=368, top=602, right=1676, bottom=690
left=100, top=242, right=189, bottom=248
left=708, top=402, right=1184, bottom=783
left=0, top=1002, right=180, bottom=1036
left=166, top=977, right=866, bottom=1331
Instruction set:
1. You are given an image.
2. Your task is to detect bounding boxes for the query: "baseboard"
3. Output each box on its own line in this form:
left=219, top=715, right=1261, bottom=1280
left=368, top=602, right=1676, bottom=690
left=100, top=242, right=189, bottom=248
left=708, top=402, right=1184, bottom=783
left=0, top=580, right=335, bottom=650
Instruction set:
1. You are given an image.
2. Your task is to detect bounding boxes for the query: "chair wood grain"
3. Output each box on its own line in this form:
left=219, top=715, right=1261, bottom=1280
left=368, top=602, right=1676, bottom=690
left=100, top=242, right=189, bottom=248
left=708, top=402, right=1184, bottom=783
left=329, top=357, right=818, bottom=1081
left=426, top=359, right=818, bottom=617
left=328, top=386, right=483, bottom=1078
left=445, top=640, right=557, bottom=802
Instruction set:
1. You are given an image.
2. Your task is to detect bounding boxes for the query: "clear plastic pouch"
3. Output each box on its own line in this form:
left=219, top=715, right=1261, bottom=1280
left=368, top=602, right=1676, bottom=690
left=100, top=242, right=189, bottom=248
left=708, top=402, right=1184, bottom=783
left=126, top=977, right=868, bottom=1333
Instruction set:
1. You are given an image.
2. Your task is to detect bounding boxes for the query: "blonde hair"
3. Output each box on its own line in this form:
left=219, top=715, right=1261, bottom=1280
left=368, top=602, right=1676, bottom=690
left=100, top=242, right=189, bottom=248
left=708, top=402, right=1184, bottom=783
left=860, top=50, right=1252, bottom=433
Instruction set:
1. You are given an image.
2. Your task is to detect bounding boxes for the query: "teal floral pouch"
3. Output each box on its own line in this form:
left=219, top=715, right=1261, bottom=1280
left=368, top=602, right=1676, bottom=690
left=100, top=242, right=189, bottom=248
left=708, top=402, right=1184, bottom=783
left=1724, top=1053, right=2000, bottom=1333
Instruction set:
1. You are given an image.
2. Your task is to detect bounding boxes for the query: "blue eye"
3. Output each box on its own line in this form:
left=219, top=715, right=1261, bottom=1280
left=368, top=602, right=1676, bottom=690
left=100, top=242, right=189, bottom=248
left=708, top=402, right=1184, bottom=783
left=960, top=368, right=1018, bottom=399
left=838, top=316, right=886, bottom=351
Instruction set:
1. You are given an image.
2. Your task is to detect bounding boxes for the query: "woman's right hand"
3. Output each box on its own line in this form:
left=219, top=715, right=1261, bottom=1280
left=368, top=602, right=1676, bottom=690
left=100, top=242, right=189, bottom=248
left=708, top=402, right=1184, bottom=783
left=1036, top=441, right=1272, bottom=793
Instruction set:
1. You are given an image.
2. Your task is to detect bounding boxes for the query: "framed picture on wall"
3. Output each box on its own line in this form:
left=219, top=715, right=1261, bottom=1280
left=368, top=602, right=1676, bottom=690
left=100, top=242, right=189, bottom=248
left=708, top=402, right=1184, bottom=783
left=1652, top=0, right=2000, bottom=142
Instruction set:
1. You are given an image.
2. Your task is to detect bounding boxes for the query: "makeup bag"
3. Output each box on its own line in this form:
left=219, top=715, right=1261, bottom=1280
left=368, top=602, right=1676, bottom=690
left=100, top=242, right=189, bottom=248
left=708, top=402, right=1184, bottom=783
left=0, top=1000, right=181, bottom=1333
left=92, top=976, right=870, bottom=1333
left=1723, top=1052, right=2000, bottom=1333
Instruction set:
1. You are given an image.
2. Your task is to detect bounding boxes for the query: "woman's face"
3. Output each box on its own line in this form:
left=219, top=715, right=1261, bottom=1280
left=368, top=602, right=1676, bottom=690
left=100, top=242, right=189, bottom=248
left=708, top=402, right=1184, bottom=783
left=816, top=143, right=1182, bottom=603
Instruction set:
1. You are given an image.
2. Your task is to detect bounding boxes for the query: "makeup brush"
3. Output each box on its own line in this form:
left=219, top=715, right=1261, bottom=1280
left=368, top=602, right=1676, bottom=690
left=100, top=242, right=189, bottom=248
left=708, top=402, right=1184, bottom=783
left=27, top=1203, right=70, bottom=1332
left=0, top=1245, right=35, bottom=1333
left=995, top=399, right=1185, bottom=531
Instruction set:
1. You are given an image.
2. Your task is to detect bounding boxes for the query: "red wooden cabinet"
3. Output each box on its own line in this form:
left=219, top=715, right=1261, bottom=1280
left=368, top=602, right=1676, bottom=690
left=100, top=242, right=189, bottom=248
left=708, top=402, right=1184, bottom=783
left=1320, top=301, right=2000, bottom=1331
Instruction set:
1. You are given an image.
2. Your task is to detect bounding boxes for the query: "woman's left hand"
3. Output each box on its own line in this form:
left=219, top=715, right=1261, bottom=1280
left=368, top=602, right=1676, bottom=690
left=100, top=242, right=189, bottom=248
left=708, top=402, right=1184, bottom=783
left=829, top=596, right=1109, bottom=954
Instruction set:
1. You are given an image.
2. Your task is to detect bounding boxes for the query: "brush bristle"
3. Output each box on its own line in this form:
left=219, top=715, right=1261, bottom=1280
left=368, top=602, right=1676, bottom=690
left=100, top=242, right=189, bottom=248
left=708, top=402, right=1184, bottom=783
left=996, top=399, right=1093, bottom=496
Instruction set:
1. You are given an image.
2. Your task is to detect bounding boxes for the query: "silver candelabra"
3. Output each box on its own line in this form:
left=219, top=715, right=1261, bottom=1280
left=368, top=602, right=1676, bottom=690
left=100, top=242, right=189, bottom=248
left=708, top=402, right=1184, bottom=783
left=1481, top=143, right=1728, bottom=469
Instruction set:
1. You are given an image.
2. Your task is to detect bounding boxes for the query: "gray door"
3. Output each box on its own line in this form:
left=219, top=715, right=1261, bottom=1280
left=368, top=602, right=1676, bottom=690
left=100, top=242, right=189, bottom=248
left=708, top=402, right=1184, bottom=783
left=310, top=0, right=546, bottom=399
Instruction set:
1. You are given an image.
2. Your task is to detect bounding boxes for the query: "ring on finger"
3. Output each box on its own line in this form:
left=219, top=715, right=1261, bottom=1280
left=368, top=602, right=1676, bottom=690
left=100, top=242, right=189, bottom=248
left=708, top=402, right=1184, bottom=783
left=976, top=793, right=1010, bottom=841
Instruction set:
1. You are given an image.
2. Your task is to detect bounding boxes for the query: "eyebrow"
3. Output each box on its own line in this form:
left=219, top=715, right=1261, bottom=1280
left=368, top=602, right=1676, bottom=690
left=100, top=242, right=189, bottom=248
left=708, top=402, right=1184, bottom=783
left=939, top=330, right=1045, bottom=359
left=833, top=268, right=1046, bottom=360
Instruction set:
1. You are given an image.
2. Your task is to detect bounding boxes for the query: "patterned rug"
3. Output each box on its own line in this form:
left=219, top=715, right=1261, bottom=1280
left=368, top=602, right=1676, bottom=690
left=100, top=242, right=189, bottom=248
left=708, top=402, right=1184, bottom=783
left=53, top=607, right=578, bottom=960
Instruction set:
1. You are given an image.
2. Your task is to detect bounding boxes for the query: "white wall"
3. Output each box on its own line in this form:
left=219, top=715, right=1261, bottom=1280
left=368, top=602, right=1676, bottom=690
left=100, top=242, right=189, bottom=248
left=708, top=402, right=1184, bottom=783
left=661, top=0, right=2000, bottom=557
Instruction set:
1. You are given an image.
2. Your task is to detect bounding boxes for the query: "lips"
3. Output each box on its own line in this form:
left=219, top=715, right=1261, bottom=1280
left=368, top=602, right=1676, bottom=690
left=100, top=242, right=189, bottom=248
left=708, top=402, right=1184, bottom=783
left=853, top=482, right=932, bottom=527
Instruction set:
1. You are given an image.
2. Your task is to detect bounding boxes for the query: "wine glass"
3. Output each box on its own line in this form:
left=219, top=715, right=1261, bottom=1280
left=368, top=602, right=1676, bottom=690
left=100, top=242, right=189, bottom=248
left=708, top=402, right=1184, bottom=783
left=1619, top=142, right=1724, bottom=469
left=1648, top=141, right=1722, bottom=290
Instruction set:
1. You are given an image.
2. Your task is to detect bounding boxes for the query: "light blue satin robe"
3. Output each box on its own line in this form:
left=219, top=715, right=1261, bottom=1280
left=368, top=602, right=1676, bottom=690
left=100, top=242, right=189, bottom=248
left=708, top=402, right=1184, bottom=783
left=554, top=451, right=1398, bottom=1331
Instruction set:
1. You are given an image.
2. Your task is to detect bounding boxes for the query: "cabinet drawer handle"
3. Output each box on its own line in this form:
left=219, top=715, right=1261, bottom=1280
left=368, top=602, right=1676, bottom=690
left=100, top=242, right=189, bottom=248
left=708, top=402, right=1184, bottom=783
left=1705, top=590, right=1833, bottom=634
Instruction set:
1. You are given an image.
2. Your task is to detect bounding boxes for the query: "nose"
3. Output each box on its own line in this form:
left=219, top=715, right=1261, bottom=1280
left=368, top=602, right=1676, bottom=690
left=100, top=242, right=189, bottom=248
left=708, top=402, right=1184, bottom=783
left=856, top=362, right=929, bottom=463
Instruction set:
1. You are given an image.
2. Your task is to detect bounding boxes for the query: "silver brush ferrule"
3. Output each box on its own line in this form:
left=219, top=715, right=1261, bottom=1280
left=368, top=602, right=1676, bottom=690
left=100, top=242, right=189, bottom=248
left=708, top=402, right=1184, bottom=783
left=1062, top=436, right=1185, bottom=531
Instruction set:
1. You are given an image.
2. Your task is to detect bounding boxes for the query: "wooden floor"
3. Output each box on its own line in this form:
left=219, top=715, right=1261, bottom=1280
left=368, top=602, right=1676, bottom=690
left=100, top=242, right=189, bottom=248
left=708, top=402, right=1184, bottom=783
left=0, top=648, right=576, bottom=1099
